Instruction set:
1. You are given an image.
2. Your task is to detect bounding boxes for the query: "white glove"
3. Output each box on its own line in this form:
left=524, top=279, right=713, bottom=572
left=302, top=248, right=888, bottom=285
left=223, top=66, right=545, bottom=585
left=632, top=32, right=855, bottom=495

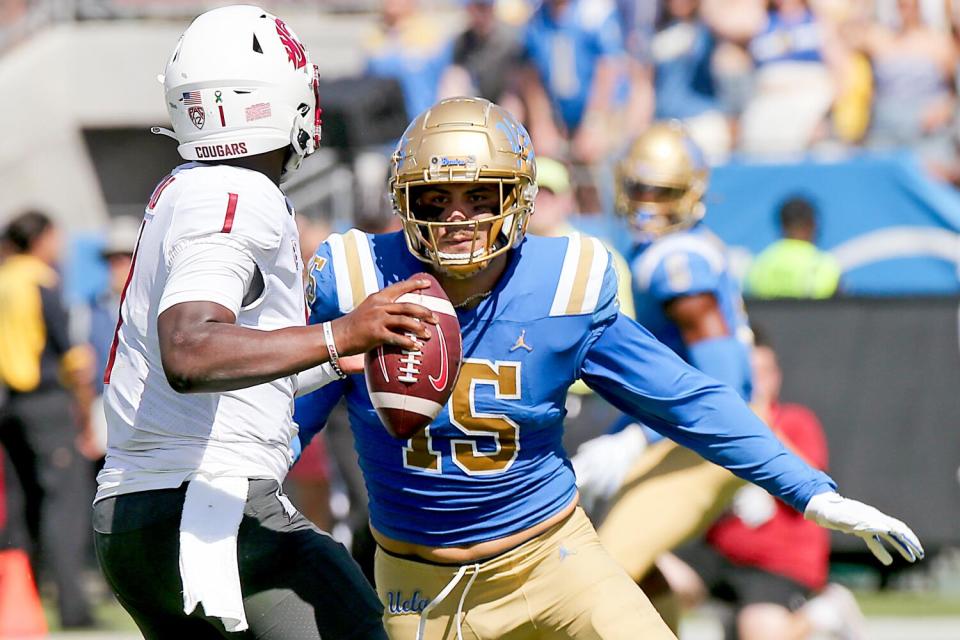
left=731, top=484, right=777, bottom=528
left=804, top=491, right=924, bottom=566
left=572, top=424, right=647, bottom=512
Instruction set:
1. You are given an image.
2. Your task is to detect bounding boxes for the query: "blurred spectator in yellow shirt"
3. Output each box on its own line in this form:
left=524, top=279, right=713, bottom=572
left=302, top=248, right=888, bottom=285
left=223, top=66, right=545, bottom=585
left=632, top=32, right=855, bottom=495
left=745, top=196, right=841, bottom=299
left=0, top=211, right=97, bottom=628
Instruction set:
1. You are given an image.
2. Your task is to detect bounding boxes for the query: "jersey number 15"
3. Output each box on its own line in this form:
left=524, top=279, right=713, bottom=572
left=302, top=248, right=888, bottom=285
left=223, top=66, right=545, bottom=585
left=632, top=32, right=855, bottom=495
left=403, top=359, right=521, bottom=476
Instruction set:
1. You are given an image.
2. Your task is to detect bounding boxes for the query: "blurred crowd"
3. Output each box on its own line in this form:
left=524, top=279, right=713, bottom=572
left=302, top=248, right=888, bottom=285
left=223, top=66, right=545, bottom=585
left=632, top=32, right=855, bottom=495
left=356, top=0, right=960, bottom=185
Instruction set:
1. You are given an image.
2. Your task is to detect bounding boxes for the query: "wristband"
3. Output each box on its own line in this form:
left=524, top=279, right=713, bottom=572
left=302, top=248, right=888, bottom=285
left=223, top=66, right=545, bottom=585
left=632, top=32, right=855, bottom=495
left=321, top=321, right=347, bottom=380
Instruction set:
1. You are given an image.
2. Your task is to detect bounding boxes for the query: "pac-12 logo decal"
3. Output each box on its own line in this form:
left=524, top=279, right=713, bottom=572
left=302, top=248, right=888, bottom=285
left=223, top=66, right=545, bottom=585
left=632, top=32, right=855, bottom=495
left=275, top=18, right=306, bottom=69
left=189, top=106, right=205, bottom=129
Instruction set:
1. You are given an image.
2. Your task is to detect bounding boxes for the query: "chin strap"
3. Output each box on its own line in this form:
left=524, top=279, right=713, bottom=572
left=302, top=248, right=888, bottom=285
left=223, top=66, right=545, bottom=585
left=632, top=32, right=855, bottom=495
left=150, top=126, right=178, bottom=140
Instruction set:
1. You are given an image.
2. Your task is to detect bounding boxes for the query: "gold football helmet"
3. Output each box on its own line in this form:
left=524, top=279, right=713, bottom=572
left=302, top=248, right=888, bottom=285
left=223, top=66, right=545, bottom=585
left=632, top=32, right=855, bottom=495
left=390, top=96, right=537, bottom=278
left=614, top=121, right=708, bottom=239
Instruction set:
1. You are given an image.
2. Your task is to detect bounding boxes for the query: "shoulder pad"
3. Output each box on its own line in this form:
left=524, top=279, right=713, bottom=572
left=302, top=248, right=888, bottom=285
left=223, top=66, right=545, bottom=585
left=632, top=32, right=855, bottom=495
left=633, top=233, right=725, bottom=291
left=326, top=229, right=381, bottom=313
left=166, top=170, right=285, bottom=260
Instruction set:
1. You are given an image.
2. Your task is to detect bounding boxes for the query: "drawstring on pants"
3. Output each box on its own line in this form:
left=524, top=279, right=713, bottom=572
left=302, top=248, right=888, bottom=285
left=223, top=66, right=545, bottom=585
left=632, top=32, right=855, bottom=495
left=415, top=562, right=481, bottom=640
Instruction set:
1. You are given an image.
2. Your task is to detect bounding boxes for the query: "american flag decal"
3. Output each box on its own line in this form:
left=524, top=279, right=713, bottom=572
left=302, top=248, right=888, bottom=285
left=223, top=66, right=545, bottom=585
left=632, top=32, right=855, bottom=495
left=182, top=91, right=202, bottom=105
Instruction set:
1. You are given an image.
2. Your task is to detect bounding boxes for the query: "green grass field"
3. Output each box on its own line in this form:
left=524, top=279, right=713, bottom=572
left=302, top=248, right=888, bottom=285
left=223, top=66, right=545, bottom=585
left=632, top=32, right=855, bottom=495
left=853, top=590, right=960, bottom=617
left=42, top=589, right=960, bottom=635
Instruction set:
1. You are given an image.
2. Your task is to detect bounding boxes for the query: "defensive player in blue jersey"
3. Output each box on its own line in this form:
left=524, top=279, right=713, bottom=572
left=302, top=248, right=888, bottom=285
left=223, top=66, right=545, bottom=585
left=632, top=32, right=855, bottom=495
left=574, top=121, right=752, bottom=562
left=295, top=98, right=922, bottom=640
left=571, top=122, right=760, bottom=628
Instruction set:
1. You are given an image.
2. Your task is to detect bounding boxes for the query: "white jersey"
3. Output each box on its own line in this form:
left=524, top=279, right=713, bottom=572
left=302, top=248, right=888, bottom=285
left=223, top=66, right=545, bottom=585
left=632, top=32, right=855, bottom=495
left=96, top=163, right=306, bottom=501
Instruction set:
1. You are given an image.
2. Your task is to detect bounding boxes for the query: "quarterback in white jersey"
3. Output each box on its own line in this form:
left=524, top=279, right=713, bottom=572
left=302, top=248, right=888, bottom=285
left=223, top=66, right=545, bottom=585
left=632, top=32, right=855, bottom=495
left=98, top=162, right=309, bottom=498
left=93, top=7, right=432, bottom=640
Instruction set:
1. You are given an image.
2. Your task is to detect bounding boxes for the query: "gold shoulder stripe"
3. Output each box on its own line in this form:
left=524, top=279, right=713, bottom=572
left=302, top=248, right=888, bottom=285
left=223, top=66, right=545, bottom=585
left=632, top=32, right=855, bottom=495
left=327, top=230, right=379, bottom=313
left=342, top=230, right=368, bottom=312
left=550, top=235, right=609, bottom=316
left=565, top=236, right=596, bottom=316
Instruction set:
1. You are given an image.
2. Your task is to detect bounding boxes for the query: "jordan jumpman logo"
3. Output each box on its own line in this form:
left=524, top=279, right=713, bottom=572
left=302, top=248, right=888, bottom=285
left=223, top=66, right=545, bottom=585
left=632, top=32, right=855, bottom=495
left=510, top=329, right=533, bottom=352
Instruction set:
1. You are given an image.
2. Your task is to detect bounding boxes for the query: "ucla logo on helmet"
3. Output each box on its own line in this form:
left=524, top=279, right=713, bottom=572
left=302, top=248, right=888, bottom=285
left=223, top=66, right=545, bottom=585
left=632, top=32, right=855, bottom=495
left=495, top=116, right=530, bottom=169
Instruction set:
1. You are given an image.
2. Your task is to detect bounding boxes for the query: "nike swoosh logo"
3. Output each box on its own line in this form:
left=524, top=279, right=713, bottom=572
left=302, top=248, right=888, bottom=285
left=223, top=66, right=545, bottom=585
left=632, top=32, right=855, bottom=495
left=429, top=323, right=448, bottom=392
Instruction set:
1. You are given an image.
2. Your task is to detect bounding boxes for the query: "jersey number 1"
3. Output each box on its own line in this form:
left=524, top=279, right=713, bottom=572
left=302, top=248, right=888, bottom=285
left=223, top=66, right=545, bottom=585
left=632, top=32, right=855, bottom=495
left=403, top=359, right=521, bottom=476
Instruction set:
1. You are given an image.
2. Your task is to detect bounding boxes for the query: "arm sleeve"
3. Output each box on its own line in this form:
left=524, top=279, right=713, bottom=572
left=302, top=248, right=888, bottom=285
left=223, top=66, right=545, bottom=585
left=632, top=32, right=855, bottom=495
left=295, top=363, right=342, bottom=398
left=581, top=313, right=836, bottom=512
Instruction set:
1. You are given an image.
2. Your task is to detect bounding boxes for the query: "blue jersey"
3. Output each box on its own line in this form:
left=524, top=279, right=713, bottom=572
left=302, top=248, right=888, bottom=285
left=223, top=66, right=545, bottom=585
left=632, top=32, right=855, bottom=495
left=296, top=230, right=834, bottom=548
left=652, top=20, right=720, bottom=120
left=629, top=225, right=752, bottom=399
left=749, top=9, right=824, bottom=68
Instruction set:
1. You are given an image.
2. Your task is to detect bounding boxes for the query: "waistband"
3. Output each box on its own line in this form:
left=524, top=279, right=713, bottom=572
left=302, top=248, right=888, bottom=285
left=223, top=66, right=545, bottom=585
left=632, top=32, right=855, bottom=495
left=377, top=506, right=588, bottom=572
left=93, top=477, right=280, bottom=535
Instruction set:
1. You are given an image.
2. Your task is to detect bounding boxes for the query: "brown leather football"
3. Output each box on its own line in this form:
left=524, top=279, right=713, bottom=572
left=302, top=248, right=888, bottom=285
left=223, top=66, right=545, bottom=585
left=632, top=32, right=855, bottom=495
left=364, top=273, right=462, bottom=439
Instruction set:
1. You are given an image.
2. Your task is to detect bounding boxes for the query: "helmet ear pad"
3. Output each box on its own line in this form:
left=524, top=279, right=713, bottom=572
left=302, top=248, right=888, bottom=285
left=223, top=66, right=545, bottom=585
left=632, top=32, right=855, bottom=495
left=281, top=69, right=323, bottom=180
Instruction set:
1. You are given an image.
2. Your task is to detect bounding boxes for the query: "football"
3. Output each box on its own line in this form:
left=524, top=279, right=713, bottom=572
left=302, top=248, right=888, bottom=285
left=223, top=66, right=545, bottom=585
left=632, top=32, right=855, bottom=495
left=364, top=273, right=462, bottom=439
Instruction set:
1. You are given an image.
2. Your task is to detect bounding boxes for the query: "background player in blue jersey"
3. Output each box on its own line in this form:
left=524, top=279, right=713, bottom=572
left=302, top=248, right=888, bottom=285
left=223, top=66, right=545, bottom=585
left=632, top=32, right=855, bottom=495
left=572, top=121, right=762, bottom=629
left=295, top=98, right=922, bottom=640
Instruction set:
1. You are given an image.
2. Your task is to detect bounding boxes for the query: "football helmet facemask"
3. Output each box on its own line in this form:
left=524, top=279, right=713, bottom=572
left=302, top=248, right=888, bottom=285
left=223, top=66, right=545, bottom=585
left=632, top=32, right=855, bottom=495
left=615, top=121, right=708, bottom=240
left=158, top=5, right=321, bottom=181
left=390, top=97, right=537, bottom=279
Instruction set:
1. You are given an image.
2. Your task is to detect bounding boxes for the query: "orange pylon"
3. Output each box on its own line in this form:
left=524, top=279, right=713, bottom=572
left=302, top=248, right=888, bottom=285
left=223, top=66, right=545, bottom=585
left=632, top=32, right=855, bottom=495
left=0, top=549, right=47, bottom=638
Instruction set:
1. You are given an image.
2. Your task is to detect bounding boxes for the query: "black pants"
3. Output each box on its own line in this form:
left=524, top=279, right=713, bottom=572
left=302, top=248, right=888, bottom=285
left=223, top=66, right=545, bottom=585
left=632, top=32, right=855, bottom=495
left=0, top=388, right=93, bottom=626
left=94, top=479, right=387, bottom=639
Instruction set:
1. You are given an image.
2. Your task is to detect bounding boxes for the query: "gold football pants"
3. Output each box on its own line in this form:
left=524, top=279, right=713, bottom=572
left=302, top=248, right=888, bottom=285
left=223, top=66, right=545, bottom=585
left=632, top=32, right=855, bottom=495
left=375, top=507, right=675, bottom=639
left=598, top=440, right=745, bottom=582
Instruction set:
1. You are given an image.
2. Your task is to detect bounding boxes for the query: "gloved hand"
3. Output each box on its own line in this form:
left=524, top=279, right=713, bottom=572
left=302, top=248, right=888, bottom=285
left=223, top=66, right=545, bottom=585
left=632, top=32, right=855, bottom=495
left=731, top=484, right=777, bottom=528
left=804, top=491, right=924, bottom=565
left=572, top=424, right=647, bottom=512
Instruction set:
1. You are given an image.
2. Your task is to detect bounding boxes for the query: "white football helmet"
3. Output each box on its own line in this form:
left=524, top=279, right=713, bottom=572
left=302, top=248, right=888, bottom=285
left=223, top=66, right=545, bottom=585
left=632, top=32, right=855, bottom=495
left=158, top=5, right=321, bottom=180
